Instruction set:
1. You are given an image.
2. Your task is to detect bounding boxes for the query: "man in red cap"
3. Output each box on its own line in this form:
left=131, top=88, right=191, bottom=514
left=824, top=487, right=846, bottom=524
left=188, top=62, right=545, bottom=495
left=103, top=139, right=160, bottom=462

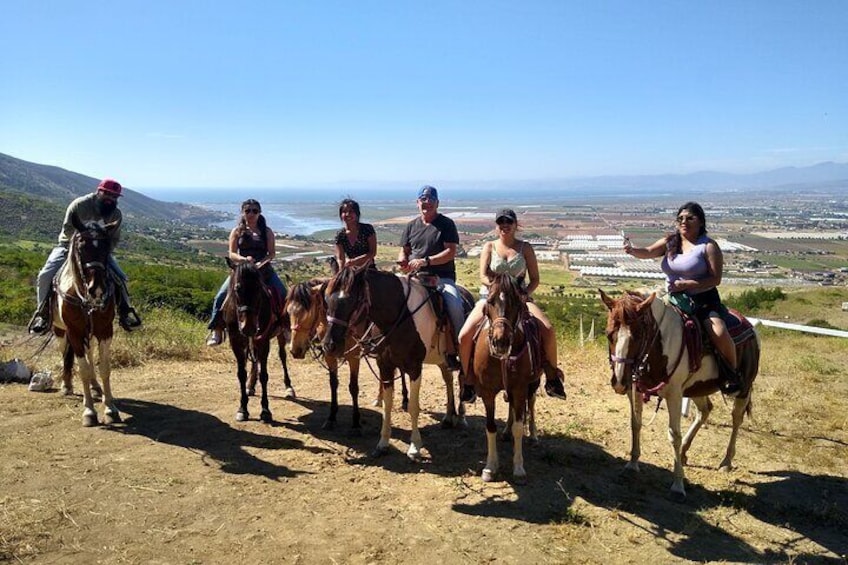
left=28, top=178, right=142, bottom=334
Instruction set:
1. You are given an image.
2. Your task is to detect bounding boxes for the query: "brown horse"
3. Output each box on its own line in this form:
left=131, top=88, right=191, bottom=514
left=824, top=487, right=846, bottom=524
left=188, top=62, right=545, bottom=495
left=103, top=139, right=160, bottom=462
left=223, top=259, right=291, bottom=423
left=600, top=289, right=761, bottom=497
left=322, top=266, right=468, bottom=459
left=51, top=218, right=120, bottom=427
left=469, top=274, right=542, bottom=483
left=286, top=278, right=365, bottom=432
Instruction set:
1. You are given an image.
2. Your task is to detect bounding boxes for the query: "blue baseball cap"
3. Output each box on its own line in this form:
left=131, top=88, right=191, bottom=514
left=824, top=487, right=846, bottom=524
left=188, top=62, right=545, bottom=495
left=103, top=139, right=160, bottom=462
left=417, top=185, right=439, bottom=201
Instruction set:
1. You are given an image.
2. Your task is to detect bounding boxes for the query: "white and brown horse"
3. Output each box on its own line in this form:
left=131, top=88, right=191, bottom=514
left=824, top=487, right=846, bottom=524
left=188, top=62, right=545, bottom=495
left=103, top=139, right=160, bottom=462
left=52, top=218, right=121, bottom=427
left=470, top=274, right=542, bottom=483
left=322, top=266, right=468, bottom=459
left=600, top=289, right=760, bottom=497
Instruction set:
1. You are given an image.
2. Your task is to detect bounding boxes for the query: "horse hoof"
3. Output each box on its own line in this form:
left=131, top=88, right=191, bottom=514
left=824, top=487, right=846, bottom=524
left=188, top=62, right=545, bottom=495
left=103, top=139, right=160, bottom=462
left=260, top=411, right=273, bottom=423
left=322, top=420, right=336, bottom=431
left=235, top=411, right=248, bottom=422
left=104, top=411, right=122, bottom=425
left=481, top=469, right=496, bottom=483
left=370, top=445, right=389, bottom=458
left=62, top=386, right=74, bottom=396
left=371, top=398, right=382, bottom=408
left=282, top=387, right=296, bottom=399
left=719, top=463, right=733, bottom=473
left=82, top=414, right=98, bottom=427
left=407, top=448, right=422, bottom=462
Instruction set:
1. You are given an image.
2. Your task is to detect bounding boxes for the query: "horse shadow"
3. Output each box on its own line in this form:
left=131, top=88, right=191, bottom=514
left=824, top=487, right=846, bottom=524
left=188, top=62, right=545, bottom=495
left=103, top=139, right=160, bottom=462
left=110, top=398, right=328, bottom=481
left=452, top=432, right=845, bottom=564
left=713, top=470, right=848, bottom=560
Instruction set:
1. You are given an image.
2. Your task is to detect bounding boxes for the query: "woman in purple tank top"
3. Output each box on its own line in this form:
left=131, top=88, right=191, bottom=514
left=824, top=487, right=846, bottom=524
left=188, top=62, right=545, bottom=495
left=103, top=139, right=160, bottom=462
left=623, top=202, right=744, bottom=396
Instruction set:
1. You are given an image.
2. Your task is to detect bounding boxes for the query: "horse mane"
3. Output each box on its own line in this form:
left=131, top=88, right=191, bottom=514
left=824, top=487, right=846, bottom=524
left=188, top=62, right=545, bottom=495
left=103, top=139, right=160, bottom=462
left=288, top=278, right=327, bottom=312
left=488, top=273, right=524, bottom=308
left=326, top=265, right=363, bottom=296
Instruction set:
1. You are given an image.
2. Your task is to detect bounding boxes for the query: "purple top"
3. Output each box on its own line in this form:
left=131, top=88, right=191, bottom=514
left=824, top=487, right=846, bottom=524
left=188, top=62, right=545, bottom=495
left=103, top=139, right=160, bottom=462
left=661, top=234, right=713, bottom=295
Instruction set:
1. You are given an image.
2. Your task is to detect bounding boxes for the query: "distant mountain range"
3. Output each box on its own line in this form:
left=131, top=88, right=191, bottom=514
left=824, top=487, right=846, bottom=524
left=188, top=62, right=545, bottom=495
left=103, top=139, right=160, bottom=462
left=0, top=152, right=225, bottom=225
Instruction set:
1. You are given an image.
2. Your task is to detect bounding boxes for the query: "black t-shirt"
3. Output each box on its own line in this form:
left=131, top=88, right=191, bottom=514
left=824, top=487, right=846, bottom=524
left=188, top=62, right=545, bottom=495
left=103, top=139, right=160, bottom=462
left=335, top=222, right=375, bottom=260
left=400, top=214, right=459, bottom=280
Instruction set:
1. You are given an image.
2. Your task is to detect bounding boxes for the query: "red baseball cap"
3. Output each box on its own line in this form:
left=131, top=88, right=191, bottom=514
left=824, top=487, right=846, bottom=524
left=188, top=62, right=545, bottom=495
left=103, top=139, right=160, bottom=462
left=97, top=178, right=122, bottom=197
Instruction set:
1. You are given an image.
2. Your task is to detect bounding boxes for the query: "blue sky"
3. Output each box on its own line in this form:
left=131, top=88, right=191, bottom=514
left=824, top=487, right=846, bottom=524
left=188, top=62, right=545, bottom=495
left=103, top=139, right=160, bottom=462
left=1, top=1, right=846, bottom=189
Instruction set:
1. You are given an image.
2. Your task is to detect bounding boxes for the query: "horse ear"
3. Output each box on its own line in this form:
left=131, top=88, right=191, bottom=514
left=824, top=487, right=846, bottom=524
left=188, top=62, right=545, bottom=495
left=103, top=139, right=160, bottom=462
left=327, top=256, right=340, bottom=275
left=309, top=283, right=323, bottom=295
left=599, top=289, right=616, bottom=311
left=636, top=292, right=656, bottom=312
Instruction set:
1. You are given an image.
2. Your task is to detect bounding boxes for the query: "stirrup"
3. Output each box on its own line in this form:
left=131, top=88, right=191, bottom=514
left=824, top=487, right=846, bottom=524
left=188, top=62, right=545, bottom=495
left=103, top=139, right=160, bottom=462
left=29, top=316, right=50, bottom=335
left=460, top=383, right=477, bottom=404
left=119, top=308, right=142, bottom=331
left=206, top=330, right=224, bottom=347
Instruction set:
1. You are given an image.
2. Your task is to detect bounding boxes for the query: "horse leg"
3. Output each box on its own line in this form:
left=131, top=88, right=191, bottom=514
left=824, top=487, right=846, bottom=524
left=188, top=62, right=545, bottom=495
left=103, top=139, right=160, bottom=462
left=500, top=404, right=513, bottom=442
left=665, top=391, right=686, bottom=497
left=348, top=355, right=361, bottom=434
left=77, top=348, right=99, bottom=427
left=401, top=371, right=409, bottom=412
left=247, top=360, right=257, bottom=397
left=258, top=343, right=273, bottom=423
left=719, top=395, right=750, bottom=471
left=98, top=338, right=121, bottom=424
left=511, top=392, right=528, bottom=484
left=681, top=396, right=712, bottom=466
left=59, top=337, right=74, bottom=396
left=482, top=393, right=499, bottom=482
left=323, top=355, right=339, bottom=431
left=624, top=385, right=643, bottom=473
left=234, top=342, right=250, bottom=422
left=439, top=363, right=465, bottom=429
left=406, top=372, right=423, bottom=461
left=527, top=387, right=538, bottom=444
left=278, top=335, right=295, bottom=399
left=373, top=377, right=393, bottom=457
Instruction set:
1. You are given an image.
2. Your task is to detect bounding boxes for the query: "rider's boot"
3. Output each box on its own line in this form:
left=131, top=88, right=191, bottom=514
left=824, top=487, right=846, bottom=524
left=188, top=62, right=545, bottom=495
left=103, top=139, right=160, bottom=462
left=116, top=282, right=142, bottom=331
left=206, top=312, right=224, bottom=347
left=28, top=297, right=52, bottom=335
left=459, top=373, right=477, bottom=404
left=543, top=362, right=567, bottom=400
left=717, top=353, right=747, bottom=398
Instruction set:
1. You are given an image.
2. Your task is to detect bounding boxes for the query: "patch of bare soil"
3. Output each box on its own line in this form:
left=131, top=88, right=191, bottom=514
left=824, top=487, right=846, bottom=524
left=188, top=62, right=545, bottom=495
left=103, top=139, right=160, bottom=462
left=1, top=335, right=846, bottom=564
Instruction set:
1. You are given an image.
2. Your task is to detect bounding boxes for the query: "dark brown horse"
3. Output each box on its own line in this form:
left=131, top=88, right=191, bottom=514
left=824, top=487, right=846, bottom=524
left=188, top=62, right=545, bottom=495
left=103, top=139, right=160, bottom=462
left=322, top=266, right=468, bottom=459
left=51, top=218, right=120, bottom=427
left=469, top=274, right=542, bottom=483
left=600, top=289, right=760, bottom=497
left=223, top=259, right=291, bottom=423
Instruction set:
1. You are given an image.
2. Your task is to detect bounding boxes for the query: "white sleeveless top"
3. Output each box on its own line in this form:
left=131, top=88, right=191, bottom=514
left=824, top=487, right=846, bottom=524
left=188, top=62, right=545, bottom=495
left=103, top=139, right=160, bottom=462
left=480, top=241, right=527, bottom=299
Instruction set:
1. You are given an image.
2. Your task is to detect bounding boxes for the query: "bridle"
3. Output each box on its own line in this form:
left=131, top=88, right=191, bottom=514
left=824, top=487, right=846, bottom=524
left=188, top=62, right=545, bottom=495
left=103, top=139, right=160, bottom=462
left=57, top=228, right=114, bottom=314
left=232, top=263, right=276, bottom=341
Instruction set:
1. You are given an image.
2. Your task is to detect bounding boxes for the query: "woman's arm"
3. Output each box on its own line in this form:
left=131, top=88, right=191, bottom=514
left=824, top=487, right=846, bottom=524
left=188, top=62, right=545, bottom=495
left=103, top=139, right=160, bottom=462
left=479, top=242, right=493, bottom=286
left=523, top=242, right=540, bottom=295
left=335, top=243, right=347, bottom=269
left=227, top=228, right=244, bottom=262
left=624, top=236, right=668, bottom=259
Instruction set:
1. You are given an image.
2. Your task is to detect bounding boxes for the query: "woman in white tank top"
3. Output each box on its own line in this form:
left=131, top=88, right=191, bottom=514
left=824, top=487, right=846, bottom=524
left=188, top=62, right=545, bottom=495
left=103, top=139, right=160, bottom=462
left=458, top=209, right=566, bottom=401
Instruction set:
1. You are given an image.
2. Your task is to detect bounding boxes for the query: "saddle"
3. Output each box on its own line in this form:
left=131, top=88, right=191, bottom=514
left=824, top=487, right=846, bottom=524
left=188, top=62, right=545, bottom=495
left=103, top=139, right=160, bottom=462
left=412, top=272, right=473, bottom=359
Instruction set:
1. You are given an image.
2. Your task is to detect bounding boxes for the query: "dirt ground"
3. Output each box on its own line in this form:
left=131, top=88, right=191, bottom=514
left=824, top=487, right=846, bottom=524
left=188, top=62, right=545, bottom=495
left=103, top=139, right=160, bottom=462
left=1, top=333, right=846, bottom=564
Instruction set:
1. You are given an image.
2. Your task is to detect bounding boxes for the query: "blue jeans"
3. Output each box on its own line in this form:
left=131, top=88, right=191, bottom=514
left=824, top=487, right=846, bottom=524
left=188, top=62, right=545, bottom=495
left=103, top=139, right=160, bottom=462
left=439, top=277, right=464, bottom=340
left=37, top=245, right=126, bottom=306
left=208, top=268, right=287, bottom=328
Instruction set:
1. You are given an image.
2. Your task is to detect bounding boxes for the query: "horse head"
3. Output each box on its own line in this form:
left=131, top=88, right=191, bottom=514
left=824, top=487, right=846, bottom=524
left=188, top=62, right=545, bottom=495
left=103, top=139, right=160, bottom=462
left=286, top=279, right=327, bottom=359
left=600, top=289, right=657, bottom=394
left=485, top=274, right=526, bottom=359
left=70, top=217, right=118, bottom=311
left=227, top=258, right=266, bottom=337
left=321, top=265, right=367, bottom=358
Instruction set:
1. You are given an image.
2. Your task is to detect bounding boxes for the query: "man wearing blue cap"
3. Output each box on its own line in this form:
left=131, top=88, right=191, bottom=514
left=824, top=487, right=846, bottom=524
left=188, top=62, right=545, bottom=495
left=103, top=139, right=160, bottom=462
left=398, top=185, right=464, bottom=370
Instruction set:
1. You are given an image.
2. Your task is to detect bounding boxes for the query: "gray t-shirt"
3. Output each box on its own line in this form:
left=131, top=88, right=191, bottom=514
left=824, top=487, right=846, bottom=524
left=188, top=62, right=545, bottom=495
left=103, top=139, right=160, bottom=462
left=400, top=214, right=459, bottom=280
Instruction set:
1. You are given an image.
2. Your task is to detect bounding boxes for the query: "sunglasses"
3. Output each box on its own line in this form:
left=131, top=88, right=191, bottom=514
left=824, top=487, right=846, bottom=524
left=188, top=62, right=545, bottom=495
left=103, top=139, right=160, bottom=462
left=676, top=215, right=697, bottom=224
left=244, top=208, right=260, bottom=215
left=496, top=218, right=515, bottom=225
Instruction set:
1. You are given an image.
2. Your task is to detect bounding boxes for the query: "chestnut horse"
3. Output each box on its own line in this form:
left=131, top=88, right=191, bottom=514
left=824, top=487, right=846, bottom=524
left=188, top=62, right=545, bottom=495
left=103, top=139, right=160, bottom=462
left=322, top=266, right=468, bottom=459
left=600, top=289, right=760, bottom=497
left=470, top=274, right=542, bottom=483
left=223, top=259, right=291, bottom=423
left=52, top=218, right=120, bottom=427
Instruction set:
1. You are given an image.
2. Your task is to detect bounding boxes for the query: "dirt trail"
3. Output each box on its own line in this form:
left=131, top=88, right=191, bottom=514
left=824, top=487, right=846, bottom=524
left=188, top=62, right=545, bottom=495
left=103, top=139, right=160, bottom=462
left=1, top=343, right=846, bottom=564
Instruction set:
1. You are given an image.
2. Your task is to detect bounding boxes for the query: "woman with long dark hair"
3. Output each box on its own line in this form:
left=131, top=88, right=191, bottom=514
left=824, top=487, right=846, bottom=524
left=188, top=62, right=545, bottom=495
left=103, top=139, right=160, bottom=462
left=206, top=199, right=287, bottom=346
left=624, top=201, right=744, bottom=396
